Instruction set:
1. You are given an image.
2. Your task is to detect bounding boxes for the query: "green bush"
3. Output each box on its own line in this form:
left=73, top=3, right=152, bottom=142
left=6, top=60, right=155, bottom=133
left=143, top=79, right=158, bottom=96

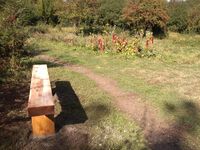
left=0, top=0, right=29, bottom=83
left=187, top=4, right=200, bottom=34
left=98, top=0, right=125, bottom=27
left=167, top=2, right=188, bottom=33
left=167, top=0, right=200, bottom=34
left=78, top=25, right=104, bottom=35
left=28, top=23, right=49, bottom=34
left=0, top=25, right=28, bottom=83
left=123, top=0, right=169, bottom=37
left=0, top=26, right=27, bottom=58
left=18, top=8, right=39, bottom=26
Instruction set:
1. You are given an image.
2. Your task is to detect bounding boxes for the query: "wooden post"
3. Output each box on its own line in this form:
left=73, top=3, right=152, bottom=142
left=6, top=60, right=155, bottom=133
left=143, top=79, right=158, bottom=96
left=32, top=115, right=55, bottom=137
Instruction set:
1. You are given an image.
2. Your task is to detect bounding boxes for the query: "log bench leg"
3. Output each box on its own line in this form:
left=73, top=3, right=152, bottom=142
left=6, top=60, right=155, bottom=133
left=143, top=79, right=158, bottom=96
left=31, top=114, right=55, bottom=137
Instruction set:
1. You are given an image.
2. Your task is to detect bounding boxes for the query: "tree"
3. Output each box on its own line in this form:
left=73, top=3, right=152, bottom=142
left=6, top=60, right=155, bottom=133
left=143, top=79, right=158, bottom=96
left=0, top=0, right=29, bottom=81
left=36, top=0, right=55, bottom=24
left=122, top=0, right=169, bottom=37
left=167, top=0, right=200, bottom=34
left=168, top=1, right=189, bottom=33
left=188, top=3, right=200, bottom=33
left=58, top=0, right=100, bottom=26
left=98, top=0, right=126, bottom=27
left=167, top=1, right=188, bottom=33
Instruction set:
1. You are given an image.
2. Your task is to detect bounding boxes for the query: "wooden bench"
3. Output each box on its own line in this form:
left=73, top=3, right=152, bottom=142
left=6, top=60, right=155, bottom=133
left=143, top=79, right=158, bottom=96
left=28, top=65, right=55, bottom=137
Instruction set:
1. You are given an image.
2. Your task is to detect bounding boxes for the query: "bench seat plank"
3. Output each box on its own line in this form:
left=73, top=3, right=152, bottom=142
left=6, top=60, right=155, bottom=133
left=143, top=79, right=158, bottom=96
left=28, top=65, right=54, bottom=116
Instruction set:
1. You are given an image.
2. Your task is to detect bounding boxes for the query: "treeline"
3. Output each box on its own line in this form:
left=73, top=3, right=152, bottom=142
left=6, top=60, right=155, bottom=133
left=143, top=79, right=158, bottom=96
left=0, top=0, right=56, bottom=82
left=1, top=0, right=170, bottom=36
left=1, top=0, right=200, bottom=82
left=55, top=0, right=169, bottom=37
left=55, top=0, right=200, bottom=35
left=167, top=0, right=200, bottom=34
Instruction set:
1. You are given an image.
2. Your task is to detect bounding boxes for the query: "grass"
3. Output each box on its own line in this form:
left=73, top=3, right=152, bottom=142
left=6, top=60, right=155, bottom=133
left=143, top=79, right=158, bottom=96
left=0, top=58, right=147, bottom=149
left=29, top=30, right=200, bottom=109
left=36, top=60, right=147, bottom=150
left=27, top=27, right=200, bottom=149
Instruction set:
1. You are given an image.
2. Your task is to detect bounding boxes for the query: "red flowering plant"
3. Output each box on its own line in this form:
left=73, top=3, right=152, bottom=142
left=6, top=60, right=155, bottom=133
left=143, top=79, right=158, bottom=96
left=112, top=34, right=128, bottom=52
left=97, top=37, right=105, bottom=52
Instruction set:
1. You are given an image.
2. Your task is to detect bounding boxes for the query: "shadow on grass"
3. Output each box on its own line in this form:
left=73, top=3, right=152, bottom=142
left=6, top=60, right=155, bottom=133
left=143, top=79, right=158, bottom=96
left=26, top=42, right=81, bottom=65
left=0, top=83, right=30, bottom=125
left=0, top=82, right=31, bottom=150
left=53, top=81, right=88, bottom=132
left=53, top=80, right=112, bottom=131
left=25, top=59, right=63, bottom=69
left=84, top=102, right=110, bottom=125
left=23, top=80, right=113, bottom=150
left=0, top=58, right=63, bottom=149
left=25, top=42, right=49, bottom=56
left=151, top=99, right=200, bottom=150
left=57, top=55, right=80, bottom=64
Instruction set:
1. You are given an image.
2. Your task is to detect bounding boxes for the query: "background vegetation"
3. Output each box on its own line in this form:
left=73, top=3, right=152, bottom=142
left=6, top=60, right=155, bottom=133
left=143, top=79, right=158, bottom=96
left=1, top=0, right=199, bottom=83
left=1, top=0, right=200, bottom=149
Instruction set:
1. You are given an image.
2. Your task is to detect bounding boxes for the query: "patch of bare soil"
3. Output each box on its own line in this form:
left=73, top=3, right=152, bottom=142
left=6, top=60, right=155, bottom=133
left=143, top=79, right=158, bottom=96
left=23, top=125, right=89, bottom=150
left=38, top=55, right=185, bottom=150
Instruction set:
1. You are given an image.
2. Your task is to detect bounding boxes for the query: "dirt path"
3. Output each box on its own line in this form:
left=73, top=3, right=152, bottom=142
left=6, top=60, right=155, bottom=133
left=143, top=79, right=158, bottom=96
left=38, top=55, right=183, bottom=150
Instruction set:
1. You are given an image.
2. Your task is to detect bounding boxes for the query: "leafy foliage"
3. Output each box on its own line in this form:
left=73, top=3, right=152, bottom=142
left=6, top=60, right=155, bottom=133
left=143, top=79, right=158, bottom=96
left=98, top=0, right=125, bottom=27
left=167, top=0, right=200, bottom=34
left=56, top=0, right=99, bottom=26
left=35, top=0, right=57, bottom=24
left=122, top=0, right=169, bottom=37
left=187, top=3, right=200, bottom=34
left=0, top=0, right=29, bottom=83
left=55, top=0, right=169, bottom=36
left=167, top=2, right=188, bottom=33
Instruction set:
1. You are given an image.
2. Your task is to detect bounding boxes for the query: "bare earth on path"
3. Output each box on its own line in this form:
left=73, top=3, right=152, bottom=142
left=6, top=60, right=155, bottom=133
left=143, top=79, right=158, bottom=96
left=38, top=55, right=184, bottom=150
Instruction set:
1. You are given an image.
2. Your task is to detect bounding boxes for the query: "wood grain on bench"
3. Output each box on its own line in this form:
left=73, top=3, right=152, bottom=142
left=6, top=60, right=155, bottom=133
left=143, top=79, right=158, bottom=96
left=28, top=65, right=55, bottom=137
left=28, top=65, right=54, bottom=117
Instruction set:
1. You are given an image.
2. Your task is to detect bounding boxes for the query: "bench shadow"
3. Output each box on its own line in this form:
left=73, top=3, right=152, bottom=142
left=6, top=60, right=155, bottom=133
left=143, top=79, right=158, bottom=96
left=53, top=81, right=88, bottom=132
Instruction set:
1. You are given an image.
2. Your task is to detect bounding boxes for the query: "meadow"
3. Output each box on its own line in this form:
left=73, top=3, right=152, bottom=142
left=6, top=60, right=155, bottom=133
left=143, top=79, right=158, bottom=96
left=1, top=0, right=200, bottom=149
left=1, top=26, right=200, bottom=150
left=25, top=26, right=200, bottom=150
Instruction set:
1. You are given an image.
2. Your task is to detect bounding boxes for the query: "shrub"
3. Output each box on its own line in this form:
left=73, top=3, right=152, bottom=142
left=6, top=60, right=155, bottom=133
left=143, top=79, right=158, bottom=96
left=123, top=0, right=169, bottom=37
left=18, top=8, right=39, bottom=26
left=187, top=4, right=200, bottom=34
left=167, top=0, right=200, bottom=34
left=28, top=23, right=49, bottom=34
left=0, top=0, right=29, bottom=83
left=98, top=0, right=126, bottom=27
left=78, top=25, right=104, bottom=35
left=167, top=2, right=188, bottom=33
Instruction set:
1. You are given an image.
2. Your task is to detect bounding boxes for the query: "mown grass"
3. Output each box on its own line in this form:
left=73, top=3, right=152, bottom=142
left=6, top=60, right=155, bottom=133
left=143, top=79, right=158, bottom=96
left=40, top=61, right=147, bottom=150
left=0, top=58, right=147, bottom=150
left=29, top=27, right=200, bottom=149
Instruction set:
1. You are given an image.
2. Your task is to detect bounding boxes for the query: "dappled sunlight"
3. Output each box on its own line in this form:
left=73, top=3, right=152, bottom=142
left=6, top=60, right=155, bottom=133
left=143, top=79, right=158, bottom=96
left=1, top=0, right=200, bottom=149
left=163, top=99, right=200, bottom=149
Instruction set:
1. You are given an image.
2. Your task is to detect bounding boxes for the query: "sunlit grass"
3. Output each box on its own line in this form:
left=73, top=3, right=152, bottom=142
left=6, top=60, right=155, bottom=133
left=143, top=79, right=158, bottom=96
left=48, top=65, right=147, bottom=150
left=29, top=28, right=200, bottom=149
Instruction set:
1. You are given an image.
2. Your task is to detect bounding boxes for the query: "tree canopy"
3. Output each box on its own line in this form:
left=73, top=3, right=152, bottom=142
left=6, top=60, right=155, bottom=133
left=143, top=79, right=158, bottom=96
left=123, top=0, right=169, bottom=36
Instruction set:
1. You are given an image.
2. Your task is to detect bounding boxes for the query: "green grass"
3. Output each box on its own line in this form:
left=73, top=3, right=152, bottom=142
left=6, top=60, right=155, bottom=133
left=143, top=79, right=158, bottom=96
left=29, top=33, right=200, bottom=112
left=46, top=63, right=147, bottom=150
left=29, top=27, right=200, bottom=149
left=0, top=58, right=147, bottom=150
